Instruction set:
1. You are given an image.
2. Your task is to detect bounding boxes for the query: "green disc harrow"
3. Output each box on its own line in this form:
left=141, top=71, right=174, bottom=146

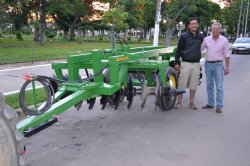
left=17, top=45, right=184, bottom=137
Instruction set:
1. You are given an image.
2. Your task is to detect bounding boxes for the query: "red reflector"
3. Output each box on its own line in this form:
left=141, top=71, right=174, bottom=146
left=19, top=149, right=26, bottom=155
left=24, top=76, right=31, bottom=81
left=24, top=73, right=31, bottom=80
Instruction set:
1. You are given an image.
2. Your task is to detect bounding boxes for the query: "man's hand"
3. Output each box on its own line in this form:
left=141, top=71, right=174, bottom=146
left=174, top=64, right=180, bottom=72
left=224, top=67, right=229, bottom=75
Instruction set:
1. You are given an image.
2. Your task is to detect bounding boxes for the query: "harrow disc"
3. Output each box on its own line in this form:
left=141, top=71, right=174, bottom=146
left=140, top=74, right=148, bottom=109
left=114, top=89, right=122, bottom=110
left=125, top=74, right=134, bottom=109
left=87, top=98, right=96, bottom=110
left=102, top=69, right=125, bottom=109
left=154, top=73, right=163, bottom=110
left=100, top=95, right=108, bottom=110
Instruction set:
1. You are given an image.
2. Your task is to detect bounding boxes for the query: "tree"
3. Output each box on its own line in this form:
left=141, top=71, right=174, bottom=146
left=3, top=0, right=31, bottom=32
left=25, top=0, right=40, bottom=41
left=48, top=0, right=93, bottom=40
left=141, top=0, right=157, bottom=39
left=102, top=5, right=129, bottom=31
left=178, top=0, right=221, bottom=30
left=39, top=0, right=46, bottom=45
left=91, top=20, right=109, bottom=38
left=3, top=0, right=46, bottom=42
left=119, top=0, right=144, bottom=38
left=102, top=5, right=128, bottom=48
left=0, top=0, right=10, bottom=36
left=221, top=0, right=249, bottom=38
left=99, top=0, right=118, bottom=8
left=161, top=0, right=188, bottom=46
left=162, top=0, right=221, bottom=46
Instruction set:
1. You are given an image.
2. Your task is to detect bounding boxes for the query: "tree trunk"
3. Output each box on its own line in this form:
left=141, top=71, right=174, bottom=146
left=163, top=4, right=187, bottom=46
left=143, top=26, right=147, bottom=39
left=140, top=29, right=144, bottom=39
left=123, top=30, right=126, bottom=39
left=164, top=27, right=174, bottom=47
left=34, top=27, right=39, bottom=41
left=39, top=0, right=46, bottom=45
left=64, top=30, right=69, bottom=39
left=69, top=26, right=75, bottom=40
left=0, top=26, right=2, bottom=37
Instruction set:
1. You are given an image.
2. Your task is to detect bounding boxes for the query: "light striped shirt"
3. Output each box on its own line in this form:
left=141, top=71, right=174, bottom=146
left=201, top=35, right=230, bottom=61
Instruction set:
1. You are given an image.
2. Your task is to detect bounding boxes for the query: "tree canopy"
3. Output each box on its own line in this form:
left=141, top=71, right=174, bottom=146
left=0, top=0, right=248, bottom=43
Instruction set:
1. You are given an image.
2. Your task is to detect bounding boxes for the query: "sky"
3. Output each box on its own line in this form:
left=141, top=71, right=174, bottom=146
left=210, top=0, right=227, bottom=8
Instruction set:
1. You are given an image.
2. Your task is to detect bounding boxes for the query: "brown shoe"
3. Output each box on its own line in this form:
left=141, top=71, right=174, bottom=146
left=189, top=103, right=197, bottom=110
left=174, top=103, right=182, bottom=109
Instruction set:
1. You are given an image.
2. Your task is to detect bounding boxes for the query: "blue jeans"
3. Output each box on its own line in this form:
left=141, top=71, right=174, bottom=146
left=205, top=62, right=224, bottom=109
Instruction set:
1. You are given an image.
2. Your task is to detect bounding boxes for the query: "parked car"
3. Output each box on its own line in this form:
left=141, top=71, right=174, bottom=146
left=232, top=37, right=250, bottom=54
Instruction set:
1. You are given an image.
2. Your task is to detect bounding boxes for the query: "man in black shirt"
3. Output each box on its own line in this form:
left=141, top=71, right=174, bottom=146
left=174, top=17, right=204, bottom=110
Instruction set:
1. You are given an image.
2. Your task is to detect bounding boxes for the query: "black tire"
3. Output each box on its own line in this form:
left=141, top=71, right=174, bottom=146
left=232, top=50, right=235, bottom=54
left=158, top=67, right=178, bottom=111
left=0, top=92, right=25, bottom=166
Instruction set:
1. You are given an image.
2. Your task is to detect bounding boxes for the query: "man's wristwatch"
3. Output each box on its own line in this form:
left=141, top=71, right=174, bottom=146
left=225, top=66, right=229, bottom=69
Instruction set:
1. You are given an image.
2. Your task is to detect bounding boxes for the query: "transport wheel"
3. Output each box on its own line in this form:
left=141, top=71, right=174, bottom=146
left=0, top=92, right=25, bottom=166
left=157, top=67, right=178, bottom=110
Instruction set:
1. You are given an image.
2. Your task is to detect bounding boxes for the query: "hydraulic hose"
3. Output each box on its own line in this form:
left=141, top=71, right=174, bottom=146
left=19, top=65, right=108, bottom=116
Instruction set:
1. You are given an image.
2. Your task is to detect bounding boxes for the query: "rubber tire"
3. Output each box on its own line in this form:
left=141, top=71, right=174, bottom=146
left=158, top=67, right=178, bottom=111
left=0, top=92, right=25, bottom=166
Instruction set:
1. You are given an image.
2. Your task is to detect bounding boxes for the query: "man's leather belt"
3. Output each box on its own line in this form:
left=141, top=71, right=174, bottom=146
left=206, top=60, right=222, bottom=63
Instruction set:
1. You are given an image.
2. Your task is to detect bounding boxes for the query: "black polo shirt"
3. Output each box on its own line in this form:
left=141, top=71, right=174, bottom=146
left=175, top=31, right=204, bottom=63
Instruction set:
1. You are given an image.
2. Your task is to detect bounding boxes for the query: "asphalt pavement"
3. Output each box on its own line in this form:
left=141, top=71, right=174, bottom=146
left=9, top=54, right=250, bottom=166
left=0, top=59, right=92, bottom=95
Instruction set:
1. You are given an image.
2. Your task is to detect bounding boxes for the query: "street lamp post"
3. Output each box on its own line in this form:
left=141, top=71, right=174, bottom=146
left=153, top=0, right=162, bottom=46
left=237, top=0, right=244, bottom=38
left=244, top=0, right=250, bottom=37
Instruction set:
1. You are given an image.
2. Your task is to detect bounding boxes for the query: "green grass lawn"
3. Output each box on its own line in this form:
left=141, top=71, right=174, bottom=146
left=5, top=88, right=47, bottom=110
left=0, top=37, right=176, bottom=65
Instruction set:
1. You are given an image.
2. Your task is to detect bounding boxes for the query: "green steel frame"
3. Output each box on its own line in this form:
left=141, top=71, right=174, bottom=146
left=17, top=45, right=176, bottom=135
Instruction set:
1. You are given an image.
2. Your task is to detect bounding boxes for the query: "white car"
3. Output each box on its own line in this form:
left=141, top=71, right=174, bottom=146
left=232, top=37, right=250, bottom=54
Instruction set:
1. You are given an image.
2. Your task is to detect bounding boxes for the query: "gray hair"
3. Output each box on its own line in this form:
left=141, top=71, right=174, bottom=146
left=212, top=22, right=222, bottom=29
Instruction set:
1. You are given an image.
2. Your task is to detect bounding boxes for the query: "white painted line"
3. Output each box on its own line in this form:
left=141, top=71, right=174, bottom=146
left=3, top=90, right=20, bottom=96
left=3, top=86, right=43, bottom=96
left=0, top=64, right=51, bottom=72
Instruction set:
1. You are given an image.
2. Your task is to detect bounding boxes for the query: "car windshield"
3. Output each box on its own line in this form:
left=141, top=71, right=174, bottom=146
left=235, top=38, right=250, bottom=43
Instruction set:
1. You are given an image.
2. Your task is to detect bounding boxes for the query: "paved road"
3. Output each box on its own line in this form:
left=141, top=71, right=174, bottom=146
left=0, top=60, right=90, bottom=95
left=0, top=63, right=54, bottom=94
left=13, top=54, right=250, bottom=166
